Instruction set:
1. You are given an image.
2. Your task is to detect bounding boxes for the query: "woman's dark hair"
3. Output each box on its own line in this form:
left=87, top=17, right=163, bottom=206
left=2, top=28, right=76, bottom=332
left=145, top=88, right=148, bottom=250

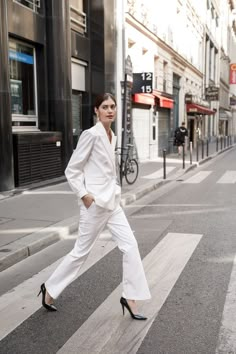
left=94, top=93, right=116, bottom=109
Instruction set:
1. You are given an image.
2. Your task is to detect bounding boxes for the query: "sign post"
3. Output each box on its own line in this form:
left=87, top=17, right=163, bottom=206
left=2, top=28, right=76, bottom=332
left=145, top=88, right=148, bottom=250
left=121, top=55, right=133, bottom=150
left=120, top=56, right=133, bottom=186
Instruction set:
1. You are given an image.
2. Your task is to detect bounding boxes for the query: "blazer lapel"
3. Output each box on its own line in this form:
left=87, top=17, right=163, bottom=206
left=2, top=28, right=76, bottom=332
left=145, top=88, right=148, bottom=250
left=95, top=122, right=116, bottom=170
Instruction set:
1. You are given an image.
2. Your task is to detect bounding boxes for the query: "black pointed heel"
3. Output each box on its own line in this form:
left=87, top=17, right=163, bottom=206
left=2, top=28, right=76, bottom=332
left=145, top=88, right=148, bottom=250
left=120, top=297, right=147, bottom=320
left=38, top=283, right=57, bottom=312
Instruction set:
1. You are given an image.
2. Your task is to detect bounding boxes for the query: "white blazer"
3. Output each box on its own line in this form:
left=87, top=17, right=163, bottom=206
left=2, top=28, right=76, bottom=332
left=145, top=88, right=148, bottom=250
left=65, top=121, right=121, bottom=210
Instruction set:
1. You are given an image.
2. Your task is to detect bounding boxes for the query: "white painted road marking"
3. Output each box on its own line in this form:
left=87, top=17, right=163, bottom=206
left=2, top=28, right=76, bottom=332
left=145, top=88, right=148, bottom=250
left=130, top=207, right=227, bottom=218
left=215, top=254, right=236, bottom=354
left=183, top=171, right=212, bottom=184
left=57, top=232, right=202, bottom=354
left=217, top=171, right=236, bottom=184
left=0, top=231, right=116, bottom=341
left=142, top=166, right=176, bottom=179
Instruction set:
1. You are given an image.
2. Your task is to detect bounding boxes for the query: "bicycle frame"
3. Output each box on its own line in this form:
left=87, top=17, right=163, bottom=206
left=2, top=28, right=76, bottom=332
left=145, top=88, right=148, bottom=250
left=116, top=144, right=138, bottom=186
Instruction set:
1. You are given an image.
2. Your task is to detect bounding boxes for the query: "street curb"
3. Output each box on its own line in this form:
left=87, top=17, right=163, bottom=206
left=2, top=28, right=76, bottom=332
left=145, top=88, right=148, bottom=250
left=0, top=216, right=78, bottom=272
left=0, top=176, right=67, bottom=202
left=121, top=179, right=169, bottom=206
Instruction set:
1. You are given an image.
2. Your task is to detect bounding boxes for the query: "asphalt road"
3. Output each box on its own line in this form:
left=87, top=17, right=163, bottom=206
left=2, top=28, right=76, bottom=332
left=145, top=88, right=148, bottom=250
left=1, top=147, right=236, bottom=354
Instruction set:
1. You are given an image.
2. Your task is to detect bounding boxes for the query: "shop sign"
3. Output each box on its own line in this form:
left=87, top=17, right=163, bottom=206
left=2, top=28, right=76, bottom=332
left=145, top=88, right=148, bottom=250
left=9, top=50, right=34, bottom=65
left=132, top=72, right=153, bottom=94
left=185, top=93, right=192, bottom=103
left=185, top=93, right=210, bottom=107
left=205, top=86, right=219, bottom=101
left=230, top=63, right=236, bottom=84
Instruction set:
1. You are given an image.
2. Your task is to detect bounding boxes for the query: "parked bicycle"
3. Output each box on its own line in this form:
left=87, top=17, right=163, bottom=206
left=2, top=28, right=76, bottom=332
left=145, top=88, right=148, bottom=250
left=116, top=144, right=139, bottom=185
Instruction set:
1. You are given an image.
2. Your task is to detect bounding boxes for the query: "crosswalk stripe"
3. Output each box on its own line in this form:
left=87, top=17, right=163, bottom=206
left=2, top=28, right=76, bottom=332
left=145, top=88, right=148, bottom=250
left=130, top=207, right=227, bottom=219
left=183, top=171, right=212, bottom=183
left=142, top=166, right=176, bottom=179
left=57, top=232, right=202, bottom=354
left=0, top=232, right=116, bottom=341
left=217, top=171, right=236, bottom=184
left=215, top=255, right=236, bottom=353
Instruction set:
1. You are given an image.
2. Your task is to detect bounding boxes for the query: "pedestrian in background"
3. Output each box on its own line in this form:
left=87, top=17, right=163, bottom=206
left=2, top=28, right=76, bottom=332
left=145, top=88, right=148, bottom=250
left=174, top=121, right=188, bottom=155
left=38, top=93, right=151, bottom=320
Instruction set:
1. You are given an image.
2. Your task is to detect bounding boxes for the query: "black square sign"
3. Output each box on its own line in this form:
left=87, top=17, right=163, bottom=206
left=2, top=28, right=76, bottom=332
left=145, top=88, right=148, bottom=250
left=132, top=72, right=153, bottom=94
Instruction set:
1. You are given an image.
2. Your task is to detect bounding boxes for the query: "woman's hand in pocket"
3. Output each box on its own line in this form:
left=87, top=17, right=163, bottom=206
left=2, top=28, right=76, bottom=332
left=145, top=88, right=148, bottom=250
left=81, top=194, right=95, bottom=209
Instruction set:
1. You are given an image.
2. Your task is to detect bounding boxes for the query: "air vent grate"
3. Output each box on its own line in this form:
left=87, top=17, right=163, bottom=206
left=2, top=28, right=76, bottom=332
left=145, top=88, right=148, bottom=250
left=13, top=133, right=63, bottom=187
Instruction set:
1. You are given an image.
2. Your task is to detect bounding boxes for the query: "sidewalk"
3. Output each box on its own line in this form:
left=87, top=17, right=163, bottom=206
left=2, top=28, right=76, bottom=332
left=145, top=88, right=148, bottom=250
left=0, top=141, right=233, bottom=272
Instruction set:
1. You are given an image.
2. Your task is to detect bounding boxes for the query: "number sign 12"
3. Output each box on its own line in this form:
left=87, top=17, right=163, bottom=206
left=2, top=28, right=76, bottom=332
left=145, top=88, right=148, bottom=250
left=141, top=72, right=152, bottom=81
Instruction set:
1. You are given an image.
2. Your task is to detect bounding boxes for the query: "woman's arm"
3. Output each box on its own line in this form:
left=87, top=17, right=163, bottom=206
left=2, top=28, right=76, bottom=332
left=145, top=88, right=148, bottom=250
left=65, top=130, right=95, bottom=199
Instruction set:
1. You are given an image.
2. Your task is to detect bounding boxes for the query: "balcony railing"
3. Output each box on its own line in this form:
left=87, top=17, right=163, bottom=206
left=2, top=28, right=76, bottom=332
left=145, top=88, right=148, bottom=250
left=14, top=0, right=40, bottom=13
left=70, top=5, right=87, bottom=35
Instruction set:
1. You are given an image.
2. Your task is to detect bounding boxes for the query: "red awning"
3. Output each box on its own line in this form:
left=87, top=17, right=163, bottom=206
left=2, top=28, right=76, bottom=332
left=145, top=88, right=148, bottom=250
left=132, top=93, right=155, bottom=105
left=132, top=91, right=174, bottom=108
left=186, top=103, right=215, bottom=115
left=152, top=90, right=174, bottom=109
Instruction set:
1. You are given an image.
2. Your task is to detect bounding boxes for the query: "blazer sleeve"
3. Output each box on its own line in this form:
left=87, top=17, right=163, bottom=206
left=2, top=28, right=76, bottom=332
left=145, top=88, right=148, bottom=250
left=65, top=130, right=95, bottom=199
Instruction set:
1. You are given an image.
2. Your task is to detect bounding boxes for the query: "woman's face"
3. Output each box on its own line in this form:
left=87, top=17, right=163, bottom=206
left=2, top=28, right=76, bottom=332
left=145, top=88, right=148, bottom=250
left=95, top=97, right=116, bottom=126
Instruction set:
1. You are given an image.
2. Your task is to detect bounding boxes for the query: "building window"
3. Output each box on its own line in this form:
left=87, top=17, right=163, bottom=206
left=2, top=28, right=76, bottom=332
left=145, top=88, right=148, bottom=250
left=9, top=40, right=37, bottom=130
left=70, top=0, right=87, bottom=35
left=14, top=0, right=40, bottom=13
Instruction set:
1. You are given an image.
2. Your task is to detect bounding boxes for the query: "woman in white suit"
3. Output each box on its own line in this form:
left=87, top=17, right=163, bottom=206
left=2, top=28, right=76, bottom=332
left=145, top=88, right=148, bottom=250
left=38, top=93, right=151, bottom=320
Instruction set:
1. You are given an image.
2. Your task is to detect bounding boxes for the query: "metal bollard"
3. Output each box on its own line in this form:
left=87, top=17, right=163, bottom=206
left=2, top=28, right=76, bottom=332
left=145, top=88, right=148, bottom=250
left=221, top=136, right=223, bottom=150
left=182, top=143, right=185, bottom=169
left=216, top=137, right=218, bottom=152
left=189, top=141, right=192, bottom=165
left=119, top=160, right=123, bottom=187
left=201, top=139, right=204, bottom=159
left=163, top=149, right=166, bottom=179
left=206, top=139, right=209, bottom=157
left=196, top=140, right=199, bottom=162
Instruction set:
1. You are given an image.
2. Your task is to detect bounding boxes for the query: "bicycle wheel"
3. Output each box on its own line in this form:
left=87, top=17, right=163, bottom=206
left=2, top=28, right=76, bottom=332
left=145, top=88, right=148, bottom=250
left=124, top=158, right=139, bottom=184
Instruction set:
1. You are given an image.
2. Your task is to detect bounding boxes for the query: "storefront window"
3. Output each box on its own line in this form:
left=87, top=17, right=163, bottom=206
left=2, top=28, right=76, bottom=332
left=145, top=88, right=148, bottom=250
left=9, top=40, right=37, bottom=128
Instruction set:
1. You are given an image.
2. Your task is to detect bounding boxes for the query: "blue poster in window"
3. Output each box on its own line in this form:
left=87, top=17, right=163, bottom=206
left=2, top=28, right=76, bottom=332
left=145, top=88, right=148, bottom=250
left=9, top=50, right=34, bottom=64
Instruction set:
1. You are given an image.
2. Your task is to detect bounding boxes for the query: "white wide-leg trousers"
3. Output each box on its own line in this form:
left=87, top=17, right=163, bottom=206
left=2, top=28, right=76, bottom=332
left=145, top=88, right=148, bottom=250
left=46, top=202, right=151, bottom=300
